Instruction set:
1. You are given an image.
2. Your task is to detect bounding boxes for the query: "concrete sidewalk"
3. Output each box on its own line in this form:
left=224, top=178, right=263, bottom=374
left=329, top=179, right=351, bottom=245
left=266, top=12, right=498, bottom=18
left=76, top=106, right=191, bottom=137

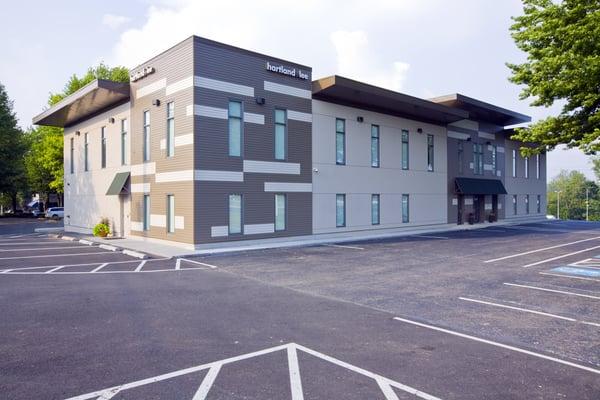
left=38, top=216, right=546, bottom=258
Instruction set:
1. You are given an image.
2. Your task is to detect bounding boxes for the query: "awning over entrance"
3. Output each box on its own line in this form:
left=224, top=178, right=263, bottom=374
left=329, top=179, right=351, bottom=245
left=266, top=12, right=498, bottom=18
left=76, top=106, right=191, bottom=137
left=106, top=172, right=130, bottom=195
left=455, top=177, right=507, bottom=195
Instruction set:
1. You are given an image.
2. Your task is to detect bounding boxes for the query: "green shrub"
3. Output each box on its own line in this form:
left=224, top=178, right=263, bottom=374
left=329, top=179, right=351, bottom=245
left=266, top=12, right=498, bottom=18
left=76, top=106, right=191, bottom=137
left=93, top=217, right=110, bottom=237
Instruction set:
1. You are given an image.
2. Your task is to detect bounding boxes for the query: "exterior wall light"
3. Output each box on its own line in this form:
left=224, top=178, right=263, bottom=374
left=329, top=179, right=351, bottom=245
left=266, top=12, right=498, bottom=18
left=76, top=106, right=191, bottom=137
left=152, top=99, right=161, bottom=107
left=356, top=116, right=364, bottom=123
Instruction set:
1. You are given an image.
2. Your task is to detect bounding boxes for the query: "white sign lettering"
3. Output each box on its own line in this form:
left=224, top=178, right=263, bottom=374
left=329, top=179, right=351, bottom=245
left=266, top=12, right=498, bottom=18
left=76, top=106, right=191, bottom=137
left=266, top=61, right=309, bottom=80
left=130, top=66, right=155, bottom=82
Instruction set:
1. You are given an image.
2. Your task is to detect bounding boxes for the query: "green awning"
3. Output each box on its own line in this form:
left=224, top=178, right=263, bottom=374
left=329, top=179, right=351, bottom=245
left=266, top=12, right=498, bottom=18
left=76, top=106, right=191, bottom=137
left=106, top=172, right=130, bottom=195
left=455, top=177, right=507, bottom=195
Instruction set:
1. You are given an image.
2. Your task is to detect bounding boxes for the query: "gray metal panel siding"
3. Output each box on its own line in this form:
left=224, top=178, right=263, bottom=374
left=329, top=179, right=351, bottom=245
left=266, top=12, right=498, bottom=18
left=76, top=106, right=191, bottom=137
left=192, top=38, right=313, bottom=243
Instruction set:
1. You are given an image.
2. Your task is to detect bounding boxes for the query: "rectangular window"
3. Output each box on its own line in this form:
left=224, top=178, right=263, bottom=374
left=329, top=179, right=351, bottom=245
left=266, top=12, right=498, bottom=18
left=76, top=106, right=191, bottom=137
left=228, top=101, right=242, bottom=157
left=166, top=102, right=175, bottom=157
left=84, top=132, right=89, bottom=172
left=167, top=195, right=175, bottom=233
left=229, top=194, right=242, bottom=234
left=473, top=143, right=484, bottom=175
left=121, top=119, right=128, bottom=166
left=143, top=195, right=150, bottom=231
left=371, top=125, right=380, bottom=167
left=70, top=137, right=74, bottom=174
left=101, top=127, right=107, bottom=169
left=401, top=130, right=409, bottom=170
left=513, top=195, right=518, bottom=215
left=143, top=111, right=151, bottom=161
left=491, top=145, right=497, bottom=173
left=336, top=118, right=345, bottom=165
left=427, top=134, right=434, bottom=172
left=458, top=141, right=464, bottom=174
left=274, top=109, right=286, bottom=160
left=525, top=194, right=530, bottom=214
left=402, top=194, right=410, bottom=223
left=275, top=194, right=286, bottom=231
left=512, top=149, right=517, bottom=177
left=524, top=156, right=529, bottom=179
left=371, top=194, right=380, bottom=225
left=336, top=194, right=346, bottom=227
left=536, top=154, right=540, bottom=179
left=537, top=195, right=541, bottom=213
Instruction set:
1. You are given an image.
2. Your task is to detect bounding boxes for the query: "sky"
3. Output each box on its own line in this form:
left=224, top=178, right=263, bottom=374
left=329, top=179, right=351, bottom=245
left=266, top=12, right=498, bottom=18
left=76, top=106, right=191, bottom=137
left=0, top=0, right=594, bottom=181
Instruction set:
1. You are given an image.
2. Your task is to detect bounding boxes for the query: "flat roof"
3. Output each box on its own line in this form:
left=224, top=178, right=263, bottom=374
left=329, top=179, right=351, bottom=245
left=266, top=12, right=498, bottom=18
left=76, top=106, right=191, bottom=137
left=429, top=93, right=531, bottom=126
left=32, top=79, right=130, bottom=128
left=312, top=76, right=468, bottom=125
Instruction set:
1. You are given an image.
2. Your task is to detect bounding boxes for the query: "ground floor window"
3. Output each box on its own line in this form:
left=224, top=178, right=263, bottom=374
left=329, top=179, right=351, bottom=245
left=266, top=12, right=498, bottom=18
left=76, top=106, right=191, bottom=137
left=537, top=195, right=541, bottom=214
left=143, top=195, right=150, bottom=231
left=336, top=194, right=346, bottom=227
left=229, top=194, right=242, bottom=234
left=513, top=195, right=517, bottom=215
left=167, top=195, right=175, bottom=233
left=402, top=194, right=409, bottom=223
left=525, top=194, right=530, bottom=214
left=371, top=194, right=380, bottom=225
left=275, top=194, right=286, bottom=231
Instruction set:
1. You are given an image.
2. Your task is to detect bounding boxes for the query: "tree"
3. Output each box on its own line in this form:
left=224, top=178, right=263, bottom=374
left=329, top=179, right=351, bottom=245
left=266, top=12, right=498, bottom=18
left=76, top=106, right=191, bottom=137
left=547, top=170, right=600, bottom=220
left=507, top=0, right=600, bottom=155
left=26, top=63, right=129, bottom=202
left=0, top=82, right=28, bottom=211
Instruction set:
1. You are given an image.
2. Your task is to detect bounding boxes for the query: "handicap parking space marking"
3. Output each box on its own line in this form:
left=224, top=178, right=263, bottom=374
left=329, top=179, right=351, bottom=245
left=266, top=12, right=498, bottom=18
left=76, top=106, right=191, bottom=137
left=540, top=271, right=600, bottom=282
left=64, top=342, right=441, bottom=400
left=503, top=282, right=600, bottom=300
left=549, top=266, right=600, bottom=278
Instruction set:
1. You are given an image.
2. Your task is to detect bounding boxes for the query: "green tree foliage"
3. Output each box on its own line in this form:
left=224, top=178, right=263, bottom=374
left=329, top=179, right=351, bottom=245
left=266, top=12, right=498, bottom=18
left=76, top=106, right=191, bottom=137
left=547, top=170, right=600, bottom=220
left=26, top=63, right=129, bottom=197
left=507, top=0, right=600, bottom=155
left=0, top=82, right=28, bottom=211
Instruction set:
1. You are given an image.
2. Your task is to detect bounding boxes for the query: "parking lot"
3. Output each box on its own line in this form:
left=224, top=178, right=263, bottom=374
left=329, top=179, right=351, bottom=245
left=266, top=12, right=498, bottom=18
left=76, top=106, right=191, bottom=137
left=1, top=220, right=599, bottom=399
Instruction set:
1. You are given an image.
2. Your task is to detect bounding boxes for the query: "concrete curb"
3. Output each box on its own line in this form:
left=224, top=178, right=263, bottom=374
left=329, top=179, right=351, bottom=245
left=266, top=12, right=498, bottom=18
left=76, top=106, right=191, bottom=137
left=61, top=235, right=76, bottom=241
left=34, top=227, right=64, bottom=233
left=79, top=239, right=94, bottom=246
left=98, top=244, right=120, bottom=252
left=122, top=249, right=148, bottom=259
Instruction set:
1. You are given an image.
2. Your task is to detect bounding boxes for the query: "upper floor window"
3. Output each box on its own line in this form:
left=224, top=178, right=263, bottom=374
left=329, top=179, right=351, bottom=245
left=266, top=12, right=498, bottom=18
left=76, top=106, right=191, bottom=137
left=525, top=194, right=530, bottom=214
left=228, top=101, right=242, bottom=157
left=473, top=143, right=484, bottom=175
left=371, top=125, right=380, bottom=167
left=166, top=102, right=175, bottom=157
left=84, top=132, right=89, bottom=172
left=121, top=119, right=128, bottom=166
left=274, top=109, right=287, bottom=160
left=524, top=156, right=529, bottom=179
left=427, top=134, right=434, bottom=172
left=336, top=118, right=345, bottom=165
left=536, top=154, right=540, bottom=179
left=512, top=149, right=517, bottom=177
left=101, top=127, right=107, bottom=169
left=70, top=137, right=74, bottom=174
left=143, top=111, right=151, bottom=162
left=401, top=130, right=409, bottom=170
left=457, top=141, right=464, bottom=174
left=491, top=145, right=497, bottom=173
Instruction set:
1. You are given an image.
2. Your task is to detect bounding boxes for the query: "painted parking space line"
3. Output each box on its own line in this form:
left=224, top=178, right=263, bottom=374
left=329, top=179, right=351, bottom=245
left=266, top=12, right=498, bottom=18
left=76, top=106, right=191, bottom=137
left=45, top=266, right=65, bottom=274
left=550, top=266, right=600, bottom=278
left=459, top=297, right=600, bottom=327
left=1, top=267, right=211, bottom=275
left=0, top=246, right=90, bottom=252
left=0, top=258, right=170, bottom=273
left=323, top=244, right=365, bottom=250
left=484, top=236, right=600, bottom=263
left=0, top=251, right=126, bottom=260
left=503, top=282, right=600, bottom=300
left=91, top=263, right=108, bottom=273
left=179, top=258, right=219, bottom=269
left=134, top=260, right=147, bottom=272
left=501, top=225, right=600, bottom=235
left=521, top=245, right=600, bottom=268
left=65, top=342, right=441, bottom=400
left=540, top=271, right=600, bottom=282
left=392, top=316, right=600, bottom=375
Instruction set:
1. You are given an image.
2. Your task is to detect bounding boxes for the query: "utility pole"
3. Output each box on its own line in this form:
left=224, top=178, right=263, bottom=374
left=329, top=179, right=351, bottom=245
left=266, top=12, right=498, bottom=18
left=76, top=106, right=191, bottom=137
left=586, top=187, right=589, bottom=221
left=555, top=190, right=561, bottom=219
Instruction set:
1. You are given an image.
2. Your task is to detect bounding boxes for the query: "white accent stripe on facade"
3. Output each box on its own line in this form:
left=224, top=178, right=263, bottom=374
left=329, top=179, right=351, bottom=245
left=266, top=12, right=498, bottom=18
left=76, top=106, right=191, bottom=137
left=287, top=110, right=312, bottom=123
left=211, top=226, right=229, bottom=237
left=244, top=112, right=265, bottom=125
left=131, top=183, right=150, bottom=193
left=195, top=170, right=244, bottom=182
left=244, top=223, right=275, bottom=235
left=497, top=146, right=505, bottom=153
left=155, top=170, right=194, bottom=183
left=479, top=131, right=496, bottom=140
left=175, top=216, right=185, bottom=230
left=130, top=222, right=144, bottom=232
left=264, top=182, right=312, bottom=192
left=187, top=105, right=228, bottom=119
left=151, top=214, right=166, bottom=228
left=483, top=164, right=493, bottom=171
left=264, top=81, right=311, bottom=99
left=160, top=134, right=194, bottom=150
left=447, top=131, right=471, bottom=140
left=130, top=162, right=156, bottom=177
left=244, top=160, right=300, bottom=175
left=136, top=78, right=167, bottom=99
left=195, top=76, right=254, bottom=97
left=165, top=76, right=193, bottom=96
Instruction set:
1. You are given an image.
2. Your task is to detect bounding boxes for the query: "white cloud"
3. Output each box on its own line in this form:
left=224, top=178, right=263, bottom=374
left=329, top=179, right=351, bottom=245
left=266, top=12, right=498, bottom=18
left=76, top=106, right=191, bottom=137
left=102, top=14, right=131, bottom=30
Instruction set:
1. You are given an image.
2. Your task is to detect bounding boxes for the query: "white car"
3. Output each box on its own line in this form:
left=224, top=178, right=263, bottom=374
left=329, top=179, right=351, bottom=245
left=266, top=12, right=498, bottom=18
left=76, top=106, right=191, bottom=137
left=45, top=207, right=64, bottom=219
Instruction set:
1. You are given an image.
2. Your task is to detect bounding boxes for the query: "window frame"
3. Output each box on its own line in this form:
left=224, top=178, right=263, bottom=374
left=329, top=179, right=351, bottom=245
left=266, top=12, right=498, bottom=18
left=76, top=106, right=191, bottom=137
left=274, top=193, right=287, bottom=231
left=336, top=194, right=346, bottom=227
left=274, top=108, right=287, bottom=161
left=371, top=194, right=380, bottom=225
left=228, top=194, right=243, bottom=235
left=70, top=137, right=74, bottom=174
left=143, top=110, right=151, bottom=162
left=84, top=132, right=89, bottom=172
left=525, top=194, right=530, bottom=214
left=513, top=195, right=518, bottom=215
left=524, top=156, right=529, bottom=179
left=101, top=126, right=107, bottom=169
left=371, top=125, right=380, bottom=168
left=166, top=101, right=175, bottom=158
left=401, top=130, right=409, bottom=170
left=491, top=145, right=497, bottom=174
left=143, top=195, right=150, bottom=231
left=166, top=194, right=175, bottom=234
left=536, top=154, right=540, bottom=179
left=457, top=140, right=464, bottom=174
left=335, top=118, right=346, bottom=165
left=473, top=143, right=484, bottom=175
left=402, top=194, right=410, bottom=223
left=427, top=134, right=434, bottom=172
left=121, top=118, right=128, bottom=166
left=512, top=149, right=517, bottom=178
left=537, top=194, right=541, bottom=213
left=228, top=100, right=243, bottom=158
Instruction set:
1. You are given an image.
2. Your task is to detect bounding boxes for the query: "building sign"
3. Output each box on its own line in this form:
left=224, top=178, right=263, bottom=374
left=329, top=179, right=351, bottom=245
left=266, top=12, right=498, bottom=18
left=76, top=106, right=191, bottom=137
left=130, top=66, right=155, bottom=82
left=266, top=61, right=309, bottom=80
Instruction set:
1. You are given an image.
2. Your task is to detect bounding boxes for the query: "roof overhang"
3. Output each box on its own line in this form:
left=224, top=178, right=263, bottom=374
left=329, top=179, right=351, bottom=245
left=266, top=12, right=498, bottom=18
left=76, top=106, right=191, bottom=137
left=312, top=76, right=468, bottom=125
left=32, top=79, right=130, bottom=128
left=455, top=177, right=507, bottom=195
left=430, top=93, right=531, bottom=126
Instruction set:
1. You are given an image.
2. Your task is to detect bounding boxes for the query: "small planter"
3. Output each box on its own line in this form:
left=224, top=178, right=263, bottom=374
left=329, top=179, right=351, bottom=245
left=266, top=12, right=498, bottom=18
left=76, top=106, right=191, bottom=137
left=488, top=213, right=496, bottom=223
left=468, top=213, right=475, bottom=225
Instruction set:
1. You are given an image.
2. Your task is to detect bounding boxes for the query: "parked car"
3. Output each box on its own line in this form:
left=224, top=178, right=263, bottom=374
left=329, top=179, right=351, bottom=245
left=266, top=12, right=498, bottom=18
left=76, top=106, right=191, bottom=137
left=45, top=207, right=64, bottom=220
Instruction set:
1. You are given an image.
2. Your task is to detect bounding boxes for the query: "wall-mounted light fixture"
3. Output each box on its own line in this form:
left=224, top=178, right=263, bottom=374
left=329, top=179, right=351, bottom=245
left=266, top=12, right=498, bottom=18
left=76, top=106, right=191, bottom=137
left=356, top=116, right=364, bottom=123
left=255, top=97, right=265, bottom=105
left=417, top=128, right=423, bottom=134
left=108, top=117, right=115, bottom=124
left=152, top=99, right=161, bottom=107
left=486, top=141, right=491, bottom=145
left=75, top=131, right=81, bottom=136
left=466, top=137, right=472, bottom=142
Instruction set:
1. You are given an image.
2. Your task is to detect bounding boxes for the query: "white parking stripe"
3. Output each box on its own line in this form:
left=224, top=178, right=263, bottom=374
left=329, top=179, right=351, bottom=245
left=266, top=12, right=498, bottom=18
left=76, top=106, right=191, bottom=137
left=503, top=282, right=600, bottom=300
left=0, top=258, right=170, bottom=273
left=0, top=246, right=88, bottom=252
left=134, top=261, right=147, bottom=272
left=522, top=245, right=600, bottom=268
left=179, top=258, right=219, bottom=269
left=540, top=271, right=600, bottom=282
left=2, top=267, right=210, bottom=275
left=175, top=259, right=181, bottom=270
left=393, top=316, right=600, bottom=375
left=377, top=379, right=400, bottom=400
left=287, top=345, right=304, bottom=400
left=91, top=263, right=108, bottom=273
left=459, top=297, right=600, bottom=327
left=484, top=236, right=600, bottom=263
left=0, top=251, right=124, bottom=260
left=192, top=364, right=221, bottom=400
left=45, top=266, right=65, bottom=274
left=323, top=244, right=365, bottom=250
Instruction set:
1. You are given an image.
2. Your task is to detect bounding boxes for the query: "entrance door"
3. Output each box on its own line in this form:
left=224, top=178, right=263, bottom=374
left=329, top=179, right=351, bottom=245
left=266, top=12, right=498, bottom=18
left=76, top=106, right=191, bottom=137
left=492, top=194, right=498, bottom=221
left=473, top=195, right=481, bottom=223
left=457, top=195, right=464, bottom=225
